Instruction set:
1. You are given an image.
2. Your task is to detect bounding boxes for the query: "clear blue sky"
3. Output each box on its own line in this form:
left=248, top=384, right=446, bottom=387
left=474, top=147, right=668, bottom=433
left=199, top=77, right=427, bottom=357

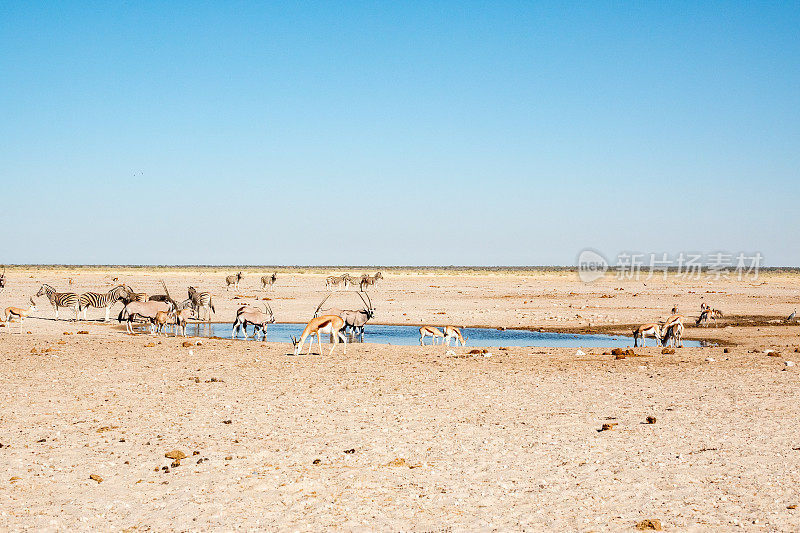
left=1, top=2, right=798, bottom=265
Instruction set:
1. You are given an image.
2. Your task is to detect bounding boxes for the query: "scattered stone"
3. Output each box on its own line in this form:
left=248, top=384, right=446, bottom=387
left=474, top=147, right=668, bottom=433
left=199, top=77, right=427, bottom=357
left=30, top=348, right=38, bottom=354
left=89, top=474, right=103, bottom=483
left=788, top=504, right=797, bottom=509
left=77, top=330, right=89, bottom=335
left=193, top=451, right=200, bottom=456
left=9, top=476, right=20, bottom=482
left=96, top=426, right=119, bottom=433
left=182, top=341, right=194, bottom=347
left=63, top=332, right=72, bottom=335
left=661, top=348, right=675, bottom=355
left=575, top=349, right=586, bottom=356
left=767, top=351, right=781, bottom=357
left=445, top=350, right=456, bottom=356
left=144, top=342, right=155, bottom=348
left=635, top=519, right=662, bottom=530
left=312, top=459, right=321, bottom=465
left=344, top=448, right=356, bottom=454
left=164, top=450, right=187, bottom=460
left=57, top=340, right=66, bottom=345
left=196, top=458, right=206, bottom=464
left=223, top=420, right=232, bottom=424
left=646, top=416, right=657, bottom=424
left=705, top=357, right=716, bottom=362
left=785, top=361, right=795, bottom=367
left=170, top=459, right=181, bottom=468
left=724, top=348, right=730, bottom=353
left=224, top=456, right=233, bottom=461
left=37, top=438, right=46, bottom=443
left=387, top=458, right=407, bottom=467
left=598, top=423, right=617, bottom=432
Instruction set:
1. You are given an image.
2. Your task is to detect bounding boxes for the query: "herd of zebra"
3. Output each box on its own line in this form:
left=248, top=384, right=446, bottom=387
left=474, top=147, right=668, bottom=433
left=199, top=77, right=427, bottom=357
left=30, top=282, right=217, bottom=324
left=325, top=272, right=383, bottom=291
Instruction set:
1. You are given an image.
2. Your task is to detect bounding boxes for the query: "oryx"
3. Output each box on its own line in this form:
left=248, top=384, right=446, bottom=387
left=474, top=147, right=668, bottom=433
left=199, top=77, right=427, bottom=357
left=313, top=291, right=375, bottom=342
left=232, top=302, right=275, bottom=340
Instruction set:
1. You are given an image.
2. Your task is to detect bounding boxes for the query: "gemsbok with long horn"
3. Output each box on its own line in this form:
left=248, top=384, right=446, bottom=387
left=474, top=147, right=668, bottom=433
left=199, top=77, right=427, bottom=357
left=314, top=292, right=375, bottom=342
left=291, top=315, right=347, bottom=356
left=36, top=284, right=80, bottom=320
left=232, top=302, right=275, bottom=340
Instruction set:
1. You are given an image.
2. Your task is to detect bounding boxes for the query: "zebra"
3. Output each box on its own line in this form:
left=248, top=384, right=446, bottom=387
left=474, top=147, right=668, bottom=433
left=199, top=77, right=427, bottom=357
left=359, top=272, right=383, bottom=291
left=78, top=285, right=130, bottom=321
left=325, top=274, right=351, bottom=290
left=35, top=283, right=80, bottom=320
left=188, top=286, right=215, bottom=321
left=261, top=272, right=277, bottom=291
left=225, top=272, right=243, bottom=291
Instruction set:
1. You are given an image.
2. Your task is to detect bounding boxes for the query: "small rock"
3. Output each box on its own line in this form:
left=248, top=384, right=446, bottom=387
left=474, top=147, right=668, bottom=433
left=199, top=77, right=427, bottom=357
left=387, top=458, right=407, bottom=467
left=635, top=519, right=662, bottom=530
left=788, top=504, right=797, bottom=509
left=661, top=348, right=675, bottom=355
left=9, top=476, right=20, bottom=482
left=164, top=450, right=187, bottom=460
left=223, top=420, right=232, bottom=424
left=89, top=474, right=103, bottom=483
left=144, top=342, right=155, bottom=348
left=646, top=416, right=657, bottom=424
left=312, top=459, right=321, bottom=465
left=705, top=357, right=716, bottom=362
left=77, top=331, right=89, bottom=335
left=575, top=349, right=586, bottom=356
left=445, top=350, right=456, bottom=356
left=224, top=456, right=233, bottom=461
left=344, top=448, right=356, bottom=454
left=193, top=451, right=200, bottom=456
left=170, top=459, right=181, bottom=468
left=182, top=341, right=194, bottom=347
left=785, top=361, right=795, bottom=367
left=724, top=348, right=730, bottom=353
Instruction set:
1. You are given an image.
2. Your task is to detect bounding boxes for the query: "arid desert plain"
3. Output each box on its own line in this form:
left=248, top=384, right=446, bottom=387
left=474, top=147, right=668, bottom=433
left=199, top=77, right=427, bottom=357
left=1, top=266, right=799, bottom=531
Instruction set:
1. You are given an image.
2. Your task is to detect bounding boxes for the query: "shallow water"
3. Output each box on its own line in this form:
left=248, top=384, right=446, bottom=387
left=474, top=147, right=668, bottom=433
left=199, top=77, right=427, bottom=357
left=174, top=322, right=703, bottom=348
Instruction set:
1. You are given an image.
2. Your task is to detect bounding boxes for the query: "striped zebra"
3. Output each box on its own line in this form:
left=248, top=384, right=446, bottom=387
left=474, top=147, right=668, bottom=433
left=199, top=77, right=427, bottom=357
left=261, top=272, right=277, bottom=291
left=36, top=283, right=80, bottom=320
left=359, top=272, right=383, bottom=291
left=188, top=286, right=215, bottom=321
left=78, top=285, right=130, bottom=321
left=225, top=272, right=243, bottom=291
left=325, top=274, right=351, bottom=290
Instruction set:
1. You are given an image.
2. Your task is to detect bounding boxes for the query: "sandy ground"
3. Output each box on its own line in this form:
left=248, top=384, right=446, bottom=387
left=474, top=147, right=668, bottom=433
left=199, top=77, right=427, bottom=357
left=1, top=267, right=799, bottom=531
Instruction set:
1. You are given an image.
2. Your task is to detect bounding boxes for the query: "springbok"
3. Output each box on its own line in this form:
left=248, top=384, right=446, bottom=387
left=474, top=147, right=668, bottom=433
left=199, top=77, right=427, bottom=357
left=696, top=307, right=723, bottom=327
left=443, top=326, right=466, bottom=346
left=661, top=314, right=685, bottom=347
left=3, top=298, right=37, bottom=332
left=291, top=315, right=346, bottom=356
left=633, top=323, right=661, bottom=347
left=419, top=326, right=444, bottom=345
left=232, top=303, right=275, bottom=340
left=0, top=266, right=5, bottom=289
left=225, top=272, right=243, bottom=291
